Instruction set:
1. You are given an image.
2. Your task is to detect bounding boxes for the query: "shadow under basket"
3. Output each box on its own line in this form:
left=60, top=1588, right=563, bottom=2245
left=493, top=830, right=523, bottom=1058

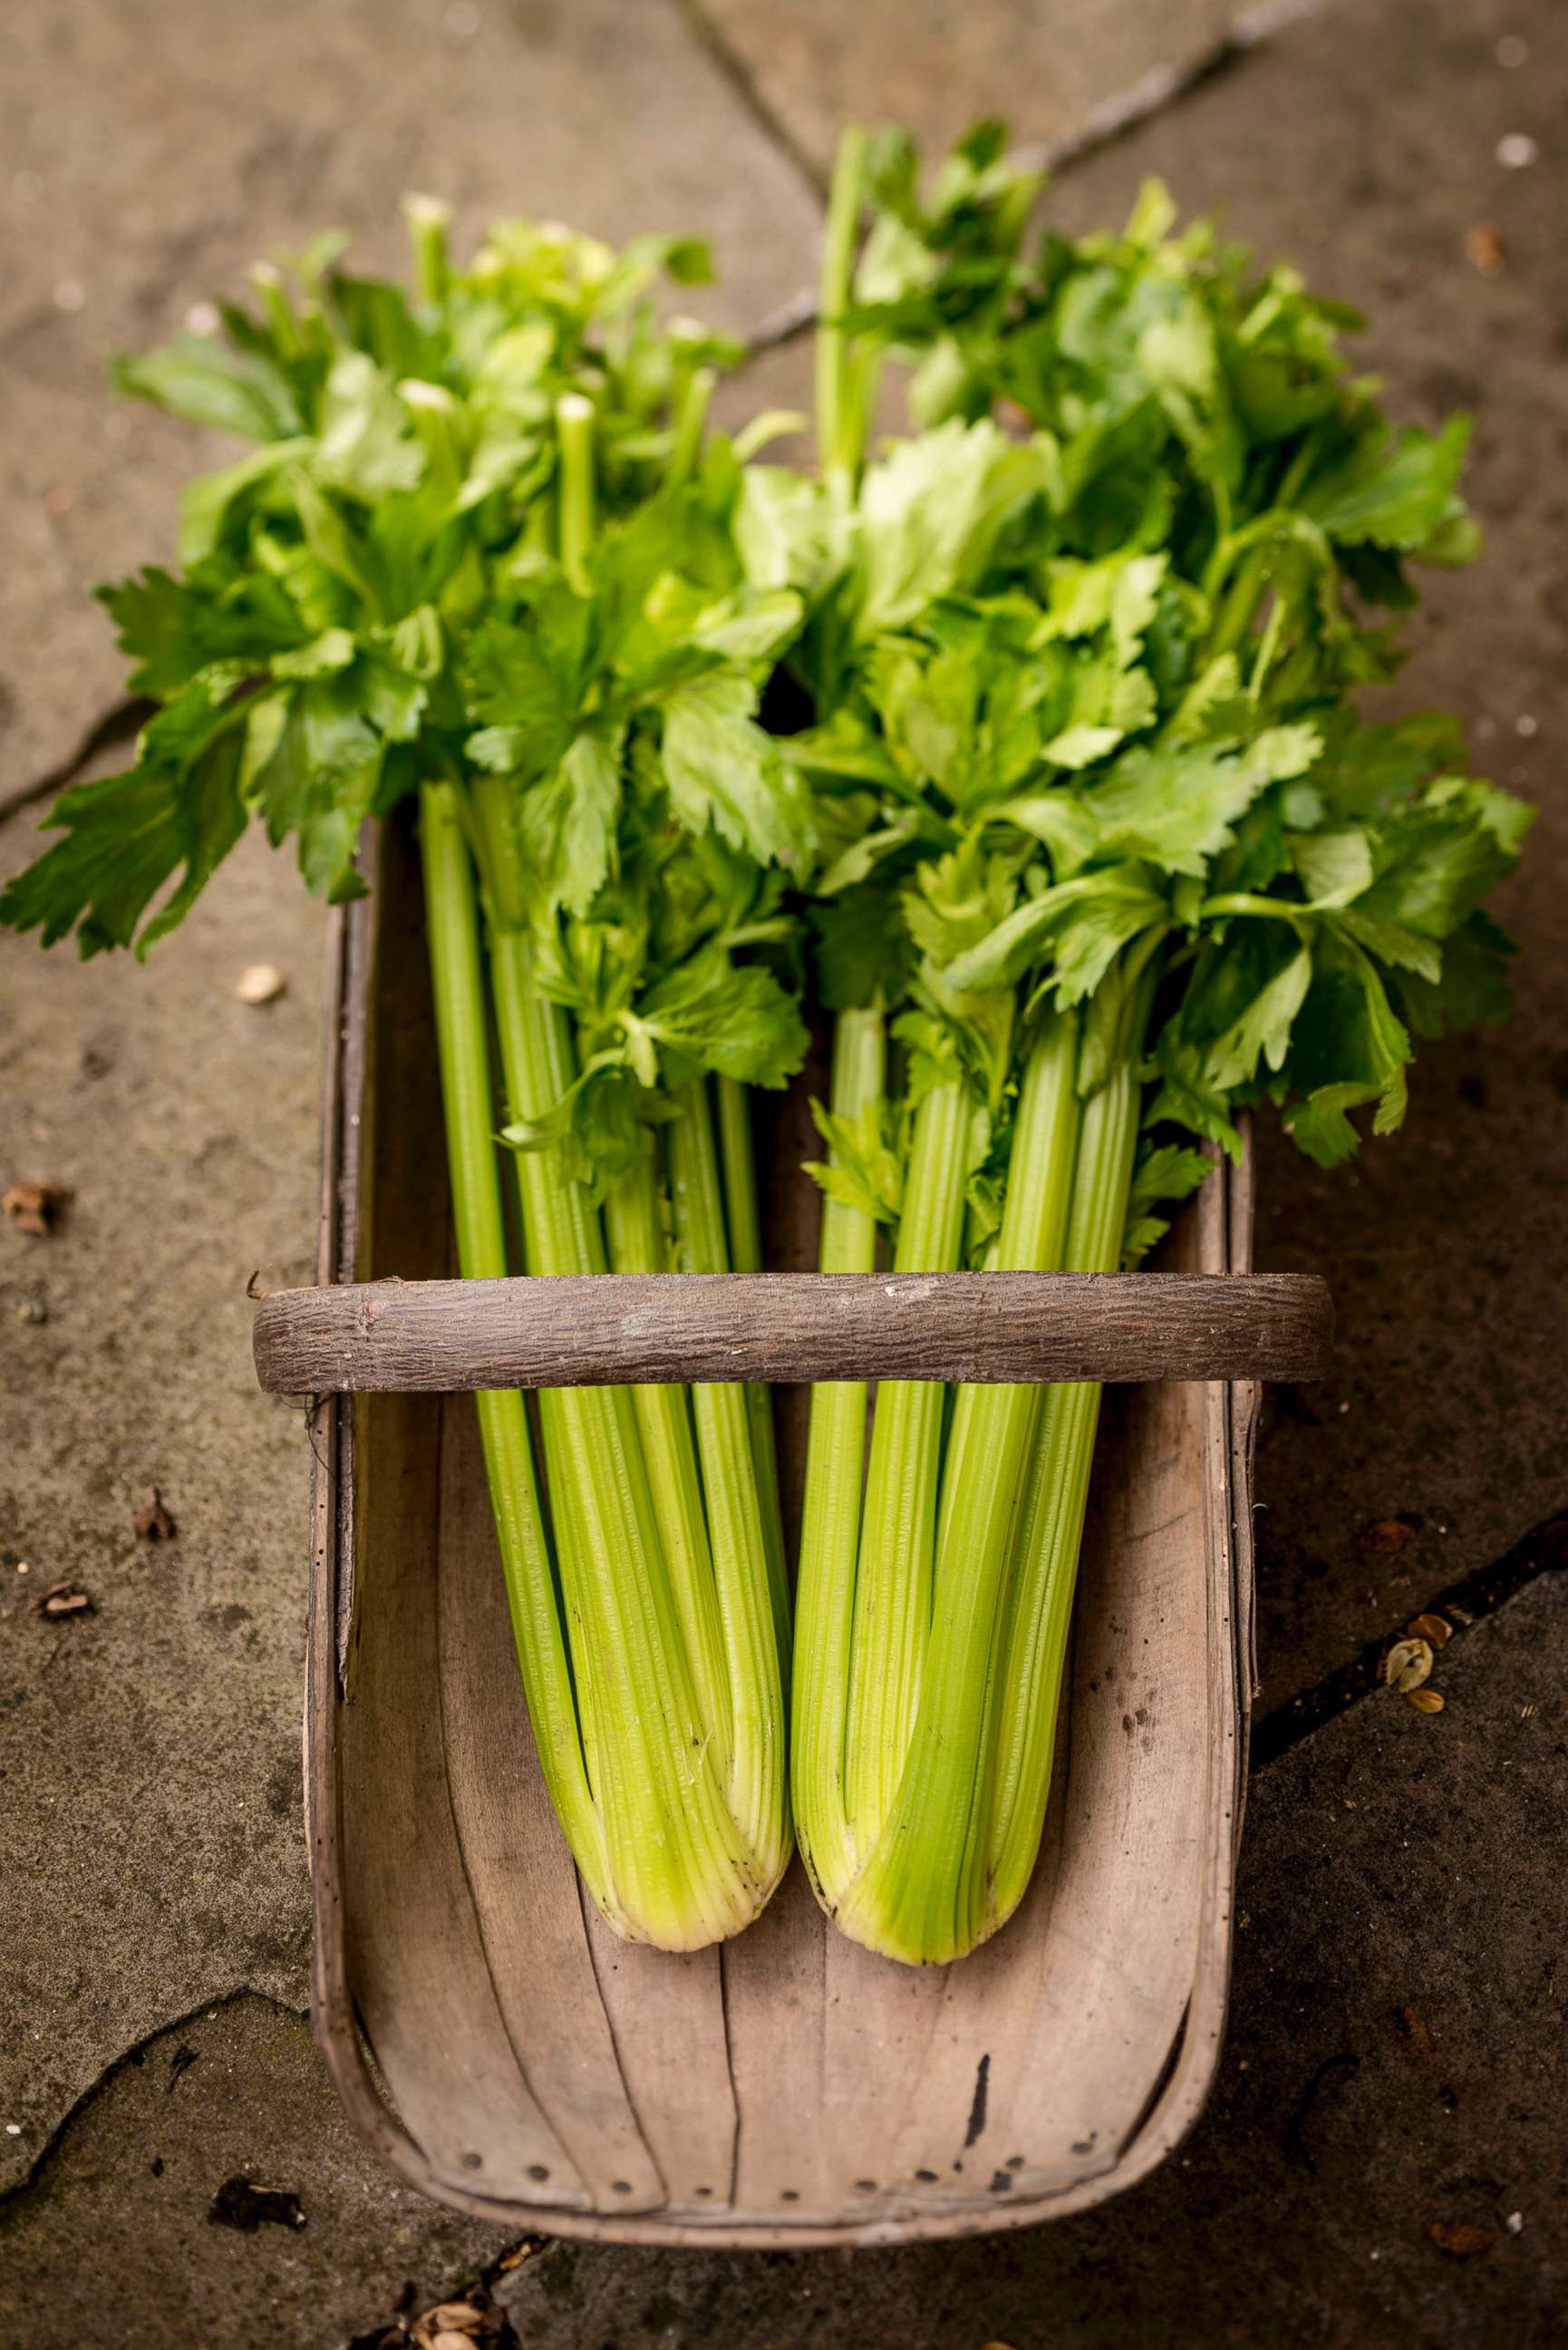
left=294, top=816, right=1281, bottom=2249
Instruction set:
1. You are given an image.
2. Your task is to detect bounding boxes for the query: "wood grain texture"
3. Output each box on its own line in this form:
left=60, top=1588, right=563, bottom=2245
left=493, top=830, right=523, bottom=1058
left=255, top=1265, right=1331, bottom=1394
left=303, top=809, right=1271, bottom=2248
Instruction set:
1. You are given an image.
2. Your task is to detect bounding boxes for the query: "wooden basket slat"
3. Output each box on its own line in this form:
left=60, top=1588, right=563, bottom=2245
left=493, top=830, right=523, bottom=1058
left=578, top=1905, right=739, bottom=2214
left=304, top=810, right=1275, bottom=2248
left=435, top=1393, right=667, bottom=2214
left=341, top=1383, right=591, bottom=2212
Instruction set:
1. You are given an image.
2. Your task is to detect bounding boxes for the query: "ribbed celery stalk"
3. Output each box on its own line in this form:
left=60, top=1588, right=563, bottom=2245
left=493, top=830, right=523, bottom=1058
left=792, top=1006, right=886, bottom=1906
left=841, top=1078, right=974, bottom=1840
left=714, top=1074, right=787, bottom=1620
left=415, top=384, right=793, bottom=1944
left=825, top=1015, right=1083, bottom=1960
left=667, top=1078, right=790, bottom=1889
left=816, top=126, right=868, bottom=500
left=602, top=1153, right=731, bottom=1758
left=468, top=772, right=766, bottom=1945
left=983, top=1037, right=1148, bottom=1928
left=419, top=781, right=606, bottom=1902
left=824, top=990, right=1152, bottom=1963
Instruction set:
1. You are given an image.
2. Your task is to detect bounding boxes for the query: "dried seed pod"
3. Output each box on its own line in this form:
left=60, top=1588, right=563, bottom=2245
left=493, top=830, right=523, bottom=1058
left=1407, top=1611, right=1452, bottom=1648
left=1429, top=2218, right=1491, bottom=2257
left=1384, top=1636, right=1434, bottom=1693
left=235, top=963, right=288, bottom=1005
left=1407, top=1687, right=1446, bottom=1714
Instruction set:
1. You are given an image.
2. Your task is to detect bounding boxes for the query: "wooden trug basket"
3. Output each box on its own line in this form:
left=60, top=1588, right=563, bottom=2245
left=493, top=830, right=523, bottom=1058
left=263, top=818, right=1328, bottom=2248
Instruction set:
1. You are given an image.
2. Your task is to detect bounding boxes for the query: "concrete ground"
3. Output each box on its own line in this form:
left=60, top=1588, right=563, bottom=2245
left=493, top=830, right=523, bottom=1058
left=1, top=0, right=1564, bottom=2342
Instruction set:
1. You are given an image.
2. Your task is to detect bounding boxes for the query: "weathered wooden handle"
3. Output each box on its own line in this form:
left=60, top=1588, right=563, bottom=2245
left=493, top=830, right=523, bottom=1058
left=253, top=1269, right=1331, bottom=1393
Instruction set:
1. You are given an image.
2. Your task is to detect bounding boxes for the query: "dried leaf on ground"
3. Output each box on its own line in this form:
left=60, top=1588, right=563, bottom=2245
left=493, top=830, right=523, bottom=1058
left=1429, top=2219, right=1494, bottom=2258
left=1359, top=1516, right=1418, bottom=1553
left=3, top=1180, right=72, bottom=1238
left=134, top=1487, right=177, bottom=1541
left=1466, top=222, right=1507, bottom=276
left=29, top=1581, right=93, bottom=1621
left=1384, top=1636, right=1434, bottom=1692
left=1392, top=2005, right=1433, bottom=2057
left=207, top=2174, right=306, bottom=2231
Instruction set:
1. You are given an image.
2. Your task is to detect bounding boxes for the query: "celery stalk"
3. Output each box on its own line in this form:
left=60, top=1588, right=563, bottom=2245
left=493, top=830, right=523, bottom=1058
left=714, top=1073, right=787, bottom=1626
left=603, top=1151, right=733, bottom=1765
left=984, top=1049, right=1147, bottom=1928
left=841, top=1077, right=974, bottom=1842
left=418, top=781, right=606, bottom=1899
left=826, top=1015, right=1084, bottom=1961
left=667, top=1078, right=791, bottom=1890
left=488, top=927, right=760, bottom=1946
left=792, top=1007, right=886, bottom=1907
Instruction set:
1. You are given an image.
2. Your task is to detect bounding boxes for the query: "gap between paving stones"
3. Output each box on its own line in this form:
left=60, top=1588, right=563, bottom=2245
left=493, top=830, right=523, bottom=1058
left=740, top=0, right=1333, bottom=346
left=0, top=1986, right=308, bottom=2215
left=675, top=0, right=832, bottom=198
left=1252, top=1503, right=1568, bottom=1766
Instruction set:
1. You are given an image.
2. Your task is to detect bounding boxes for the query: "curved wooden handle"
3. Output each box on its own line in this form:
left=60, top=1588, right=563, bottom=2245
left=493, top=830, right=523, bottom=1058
left=253, top=1268, right=1331, bottom=1394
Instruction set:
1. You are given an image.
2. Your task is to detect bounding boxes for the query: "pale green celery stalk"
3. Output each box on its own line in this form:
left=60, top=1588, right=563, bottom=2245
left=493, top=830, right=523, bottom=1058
left=830, top=1013, right=1085, bottom=1964
left=667, top=1078, right=791, bottom=1891
left=840, top=1078, right=974, bottom=1843
left=402, top=192, right=452, bottom=306
left=479, top=873, right=761, bottom=1944
left=1205, top=433, right=1319, bottom=659
left=417, top=781, right=606, bottom=1902
left=602, top=1154, right=733, bottom=1765
left=556, top=393, right=596, bottom=593
left=670, top=364, right=717, bottom=487
left=714, top=1074, right=787, bottom=1624
left=983, top=1038, right=1149, bottom=1929
left=493, top=401, right=774, bottom=1940
left=791, top=1006, right=886, bottom=1905
left=816, top=125, right=868, bottom=498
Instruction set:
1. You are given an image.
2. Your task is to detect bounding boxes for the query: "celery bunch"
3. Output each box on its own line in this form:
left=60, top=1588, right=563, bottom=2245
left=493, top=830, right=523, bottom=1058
left=2, top=203, right=808, bottom=1949
left=785, top=128, right=1529, bottom=1962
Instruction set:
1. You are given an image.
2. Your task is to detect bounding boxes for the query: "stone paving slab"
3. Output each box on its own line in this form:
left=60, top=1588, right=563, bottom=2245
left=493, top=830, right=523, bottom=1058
left=3, top=0, right=1566, bottom=2339
left=0, top=1995, right=514, bottom=2345
left=0, top=825, right=326, bottom=2194
left=693, top=0, right=1260, bottom=181
left=0, top=0, right=822, bottom=805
